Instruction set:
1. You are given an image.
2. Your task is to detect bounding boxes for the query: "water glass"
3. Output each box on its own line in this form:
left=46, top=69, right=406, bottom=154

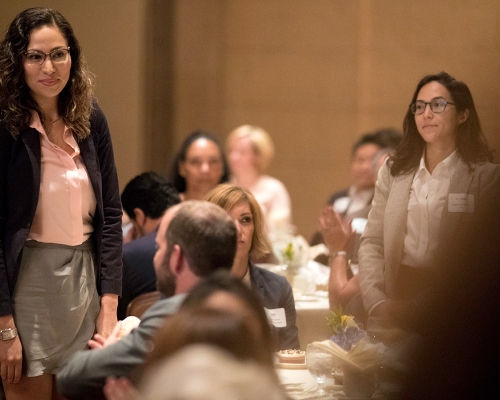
left=305, top=344, right=335, bottom=395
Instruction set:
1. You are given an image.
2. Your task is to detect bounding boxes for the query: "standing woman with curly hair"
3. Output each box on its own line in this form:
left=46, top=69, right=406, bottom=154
left=0, top=8, right=122, bottom=399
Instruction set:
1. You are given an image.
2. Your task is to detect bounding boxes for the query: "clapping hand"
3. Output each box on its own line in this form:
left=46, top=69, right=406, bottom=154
left=319, top=206, right=354, bottom=253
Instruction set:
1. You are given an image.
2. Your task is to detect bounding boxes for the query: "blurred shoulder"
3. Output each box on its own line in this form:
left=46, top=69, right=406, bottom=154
left=123, top=231, right=156, bottom=255
left=257, top=175, right=287, bottom=190
left=473, top=161, right=500, bottom=175
left=89, top=100, right=109, bottom=133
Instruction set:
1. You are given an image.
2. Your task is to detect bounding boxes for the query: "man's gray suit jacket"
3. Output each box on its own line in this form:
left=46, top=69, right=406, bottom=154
left=56, top=294, right=187, bottom=400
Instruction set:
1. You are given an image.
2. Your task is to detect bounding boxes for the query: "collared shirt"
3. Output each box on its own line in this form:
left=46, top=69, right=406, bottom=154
left=333, top=186, right=374, bottom=217
left=27, top=114, right=96, bottom=245
left=402, top=150, right=459, bottom=267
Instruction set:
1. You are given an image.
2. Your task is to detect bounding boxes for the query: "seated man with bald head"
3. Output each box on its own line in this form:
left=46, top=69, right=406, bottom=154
left=56, top=201, right=237, bottom=400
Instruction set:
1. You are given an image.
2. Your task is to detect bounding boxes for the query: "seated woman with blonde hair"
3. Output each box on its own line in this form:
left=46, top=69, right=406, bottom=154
left=226, top=125, right=292, bottom=233
left=204, top=184, right=299, bottom=351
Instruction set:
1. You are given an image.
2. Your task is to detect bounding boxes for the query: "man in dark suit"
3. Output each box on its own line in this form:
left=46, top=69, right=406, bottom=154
left=118, top=172, right=181, bottom=319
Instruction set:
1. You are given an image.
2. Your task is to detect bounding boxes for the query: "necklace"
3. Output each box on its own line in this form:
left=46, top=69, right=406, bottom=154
left=50, top=116, right=61, bottom=124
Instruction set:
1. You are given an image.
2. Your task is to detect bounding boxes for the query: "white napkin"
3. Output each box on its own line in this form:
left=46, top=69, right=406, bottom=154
left=117, top=316, right=141, bottom=339
left=312, top=338, right=387, bottom=371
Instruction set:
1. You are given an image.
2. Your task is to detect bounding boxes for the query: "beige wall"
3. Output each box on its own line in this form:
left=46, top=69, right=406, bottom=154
left=172, top=0, right=500, bottom=240
left=3, top=1, right=500, bottom=240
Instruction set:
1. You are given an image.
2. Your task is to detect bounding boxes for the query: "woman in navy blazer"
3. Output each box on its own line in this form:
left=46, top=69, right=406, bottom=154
left=0, top=8, right=122, bottom=398
left=205, top=184, right=300, bottom=351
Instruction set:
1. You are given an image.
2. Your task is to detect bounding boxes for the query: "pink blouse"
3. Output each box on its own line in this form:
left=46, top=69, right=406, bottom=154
left=27, top=115, right=96, bottom=246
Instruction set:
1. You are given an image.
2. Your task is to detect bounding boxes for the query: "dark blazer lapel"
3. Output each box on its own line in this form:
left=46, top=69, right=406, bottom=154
left=248, top=263, right=265, bottom=298
left=19, top=129, right=41, bottom=216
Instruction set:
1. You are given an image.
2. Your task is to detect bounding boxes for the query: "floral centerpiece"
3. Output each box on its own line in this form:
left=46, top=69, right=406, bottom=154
left=271, top=233, right=308, bottom=272
left=271, top=233, right=309, bottom=287
left=326, top=307, right=366, bottom=351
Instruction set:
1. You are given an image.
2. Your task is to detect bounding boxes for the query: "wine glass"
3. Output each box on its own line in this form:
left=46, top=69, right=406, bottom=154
left=305, top=344, right=335, bottom=396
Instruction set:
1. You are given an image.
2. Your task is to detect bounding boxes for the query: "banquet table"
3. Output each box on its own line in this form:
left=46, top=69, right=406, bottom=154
left=295, top=291, right=332, bottom=350
left=257, top=261, right=334, bottom=350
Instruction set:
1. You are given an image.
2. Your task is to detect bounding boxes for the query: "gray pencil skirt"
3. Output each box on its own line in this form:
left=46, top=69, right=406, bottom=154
left=12, top=239, right=100, bottom=377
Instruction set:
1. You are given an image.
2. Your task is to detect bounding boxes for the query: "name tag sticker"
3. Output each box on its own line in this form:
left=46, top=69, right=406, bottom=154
left=264, top=307, right=287, bottom=328
left=448, top=193, right=474, bottom=213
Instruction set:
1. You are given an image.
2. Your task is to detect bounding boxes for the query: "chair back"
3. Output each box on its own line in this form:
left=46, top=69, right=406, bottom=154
left=126, top=291, right=161, bottom=318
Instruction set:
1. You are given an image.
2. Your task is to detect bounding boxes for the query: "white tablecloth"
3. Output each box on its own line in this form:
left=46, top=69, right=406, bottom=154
left=276, top=367, right=341, bottom=399
left=295, top=291, right=332, bottom=351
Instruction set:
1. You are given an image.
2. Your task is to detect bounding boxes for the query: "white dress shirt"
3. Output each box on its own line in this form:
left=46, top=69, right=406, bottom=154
left=402, top=150, right=459, bottom=267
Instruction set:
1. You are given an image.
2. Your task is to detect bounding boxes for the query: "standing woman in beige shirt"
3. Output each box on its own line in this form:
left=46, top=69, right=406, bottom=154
left=358, top=72, right=500, bottom=325
left=0, top=8, right=122, bottom=399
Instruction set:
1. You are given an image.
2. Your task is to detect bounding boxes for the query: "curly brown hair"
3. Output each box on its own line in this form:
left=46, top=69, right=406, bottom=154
left=0, top=7, right=95, bottom=139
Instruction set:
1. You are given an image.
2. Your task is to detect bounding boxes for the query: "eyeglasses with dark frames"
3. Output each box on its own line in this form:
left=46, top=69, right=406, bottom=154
left=410, top=100, right=455, bottom=115
left=24, top=47, right=71, bottom=65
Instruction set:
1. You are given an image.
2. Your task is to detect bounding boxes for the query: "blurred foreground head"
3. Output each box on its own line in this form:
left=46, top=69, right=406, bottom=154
left=139, top=344, right=287, bottom=400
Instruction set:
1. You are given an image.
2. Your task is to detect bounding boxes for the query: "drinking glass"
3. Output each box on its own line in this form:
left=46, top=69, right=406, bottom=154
left=305, top=344, right=335, bottom=396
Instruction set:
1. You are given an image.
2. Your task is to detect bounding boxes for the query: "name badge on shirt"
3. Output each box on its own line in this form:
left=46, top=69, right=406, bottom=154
left=264, top=307, right=287, bottom=328
left=448, top=193, right=474, bottom=213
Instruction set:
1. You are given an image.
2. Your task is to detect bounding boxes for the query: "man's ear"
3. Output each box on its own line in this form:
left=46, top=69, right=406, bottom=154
left=458, top=109, right=469, bottom=125
left=133, top=208, right=146, bottom=227
left=170, top=244, right=184, bottom=275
